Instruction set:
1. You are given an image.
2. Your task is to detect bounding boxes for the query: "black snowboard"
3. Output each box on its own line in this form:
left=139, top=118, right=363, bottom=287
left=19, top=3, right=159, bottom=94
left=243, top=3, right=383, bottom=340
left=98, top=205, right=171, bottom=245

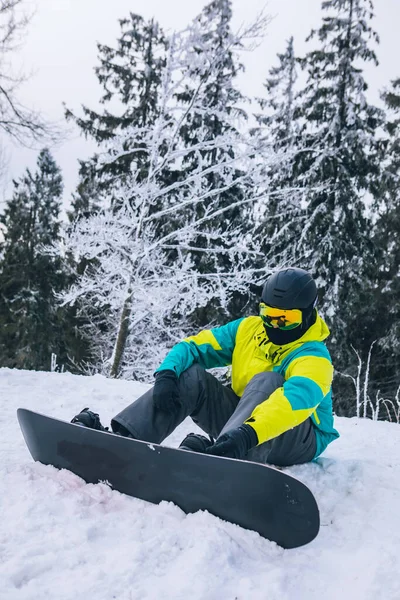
left=17, top=408, right=320, bottom=549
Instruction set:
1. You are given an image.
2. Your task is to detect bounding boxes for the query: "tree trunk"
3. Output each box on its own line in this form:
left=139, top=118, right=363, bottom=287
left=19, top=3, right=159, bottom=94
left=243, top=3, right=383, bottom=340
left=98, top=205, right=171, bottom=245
left=110, top=290, right=132, bottom=378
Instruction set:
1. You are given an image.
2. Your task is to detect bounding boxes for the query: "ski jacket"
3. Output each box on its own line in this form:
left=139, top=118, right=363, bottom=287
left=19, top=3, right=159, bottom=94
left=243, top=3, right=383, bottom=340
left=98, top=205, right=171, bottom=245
left=156, top=313, right=339, bottom=458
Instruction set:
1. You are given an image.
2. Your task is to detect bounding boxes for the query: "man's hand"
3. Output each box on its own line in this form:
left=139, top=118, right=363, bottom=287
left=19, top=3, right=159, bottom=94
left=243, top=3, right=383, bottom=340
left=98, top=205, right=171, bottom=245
left=206, top=424, right=258, bottom=460
left=153, top=370, right=180, bottom=412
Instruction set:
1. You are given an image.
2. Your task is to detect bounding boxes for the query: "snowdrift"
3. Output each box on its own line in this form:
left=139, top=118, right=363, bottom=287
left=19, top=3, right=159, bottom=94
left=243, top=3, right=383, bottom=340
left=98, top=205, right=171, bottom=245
left=0, top=368, right=399, bottom=600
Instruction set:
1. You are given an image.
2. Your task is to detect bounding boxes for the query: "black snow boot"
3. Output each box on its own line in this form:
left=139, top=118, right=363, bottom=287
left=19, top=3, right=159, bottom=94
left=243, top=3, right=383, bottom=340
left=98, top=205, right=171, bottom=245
left=71, top=408, right=109, bottom=431
left=179, top=432, right=214, bottom=453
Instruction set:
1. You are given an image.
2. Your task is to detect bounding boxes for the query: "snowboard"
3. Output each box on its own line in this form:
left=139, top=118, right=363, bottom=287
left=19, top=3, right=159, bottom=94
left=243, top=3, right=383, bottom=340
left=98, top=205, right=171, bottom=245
left=17, top=408, right=320, bottom=549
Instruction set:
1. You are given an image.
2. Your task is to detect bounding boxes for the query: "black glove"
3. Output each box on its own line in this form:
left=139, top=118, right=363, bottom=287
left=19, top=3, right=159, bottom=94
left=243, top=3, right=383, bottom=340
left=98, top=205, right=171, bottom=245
left=153, top=369, right=180, bottom=412
left=206, top=424, right=258, bottom=460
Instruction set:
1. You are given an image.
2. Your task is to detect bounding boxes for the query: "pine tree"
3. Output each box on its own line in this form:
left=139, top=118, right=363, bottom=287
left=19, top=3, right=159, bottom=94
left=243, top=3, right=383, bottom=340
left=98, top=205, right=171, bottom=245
left=295, top=0, right=383, bottom=361
left=67, top=172, right=102, bottom=223
left=258, top=36, right=298, bottom=150
left=254, top=36, right=304, bottom=266
left=65, top=13, right=168, bottom=215
left=0, top=149, right=81, bottom=370
left=172, top=0, right=263, bottom=322
left=366, top=78, right=400, bottom=405
left=72, top=14, right=166, bottom=138
left=379, top=78, right=400, bottom=276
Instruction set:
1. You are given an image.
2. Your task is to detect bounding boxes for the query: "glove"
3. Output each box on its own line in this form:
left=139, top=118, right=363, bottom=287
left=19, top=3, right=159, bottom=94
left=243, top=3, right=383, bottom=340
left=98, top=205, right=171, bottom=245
left=153, top=369, right=180, bottom=412
left=206, top=424, right=258, bottom=460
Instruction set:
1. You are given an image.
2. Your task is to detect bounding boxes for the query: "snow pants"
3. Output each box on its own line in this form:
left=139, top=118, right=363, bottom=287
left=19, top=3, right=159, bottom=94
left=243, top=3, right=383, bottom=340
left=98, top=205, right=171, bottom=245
left=111, top=364, right=317, bottom=466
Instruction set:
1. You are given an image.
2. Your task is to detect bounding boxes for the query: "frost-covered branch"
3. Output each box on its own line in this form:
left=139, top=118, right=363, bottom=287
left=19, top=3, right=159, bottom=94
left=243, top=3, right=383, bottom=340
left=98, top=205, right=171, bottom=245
left=60, top=8, right=297, bottom=379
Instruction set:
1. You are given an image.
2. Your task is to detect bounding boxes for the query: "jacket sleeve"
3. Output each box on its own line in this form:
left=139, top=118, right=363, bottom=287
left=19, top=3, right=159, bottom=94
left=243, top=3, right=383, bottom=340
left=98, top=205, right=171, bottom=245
left=244, top=349, right=333, bottom=444
left=155, top=318, right=244, bottom=377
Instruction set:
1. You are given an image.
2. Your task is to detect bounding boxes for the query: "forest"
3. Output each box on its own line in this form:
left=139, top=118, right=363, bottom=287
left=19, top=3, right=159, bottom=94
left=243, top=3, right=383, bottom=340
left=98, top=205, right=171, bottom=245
left=0, top=0, right=399, bottom=422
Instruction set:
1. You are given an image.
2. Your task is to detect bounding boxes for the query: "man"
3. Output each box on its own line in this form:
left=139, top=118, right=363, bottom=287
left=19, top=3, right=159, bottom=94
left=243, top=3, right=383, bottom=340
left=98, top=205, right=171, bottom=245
left=72, top=267, right=339, bottom=465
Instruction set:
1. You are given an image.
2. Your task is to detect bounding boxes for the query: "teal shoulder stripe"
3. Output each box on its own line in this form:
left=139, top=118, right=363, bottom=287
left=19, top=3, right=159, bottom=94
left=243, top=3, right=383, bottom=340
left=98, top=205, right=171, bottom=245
left=211, top=318, right=245, bottom=351
left=156, top=318, right=244, bottom=376
left=299, top=341, right=331, bottom=360
left=284, top=375, right=323, bottom=410
left=281, top=341, right=332, bottom=375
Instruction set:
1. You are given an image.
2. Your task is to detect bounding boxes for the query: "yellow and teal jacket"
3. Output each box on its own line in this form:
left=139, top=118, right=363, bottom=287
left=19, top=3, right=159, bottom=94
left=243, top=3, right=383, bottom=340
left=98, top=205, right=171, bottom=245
left=156, top=313, right=339, bottom=458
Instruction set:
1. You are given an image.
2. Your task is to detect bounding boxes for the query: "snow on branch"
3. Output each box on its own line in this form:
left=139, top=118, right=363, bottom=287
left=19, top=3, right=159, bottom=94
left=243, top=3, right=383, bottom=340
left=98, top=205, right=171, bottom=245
left=60, top=11, right=295, bottom=379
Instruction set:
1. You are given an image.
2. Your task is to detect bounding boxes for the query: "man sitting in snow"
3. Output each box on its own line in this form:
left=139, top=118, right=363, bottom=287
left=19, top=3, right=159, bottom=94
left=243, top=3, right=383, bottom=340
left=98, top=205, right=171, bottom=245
left=72, top=267, right=339, bottom=465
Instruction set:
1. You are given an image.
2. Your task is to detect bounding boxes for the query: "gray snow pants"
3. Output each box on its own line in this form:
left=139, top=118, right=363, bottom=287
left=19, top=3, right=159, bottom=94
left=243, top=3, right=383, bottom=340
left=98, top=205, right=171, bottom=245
left=111, top=364, right=317, bottom=466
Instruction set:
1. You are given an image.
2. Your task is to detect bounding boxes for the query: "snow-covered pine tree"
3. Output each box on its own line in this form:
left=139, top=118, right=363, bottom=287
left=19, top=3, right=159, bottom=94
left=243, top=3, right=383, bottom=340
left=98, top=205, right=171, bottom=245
left=0, top=149, right=80, bottom=370
left=170, top=0, right=270, bottom=323
left=254, top=36, right=304, bottom=267
left=365, top=78, right=400, bottom=404
left=257, top=36, right=298, bottom=153
left=378, top=77, right=400, bottom=288
left=378, top=79, right=400, bottom=314
left=295, top=0, right=383, bottom=361
left=67, top=178, right=103, bottom=223
left=65, top=13, right=168, bottom=215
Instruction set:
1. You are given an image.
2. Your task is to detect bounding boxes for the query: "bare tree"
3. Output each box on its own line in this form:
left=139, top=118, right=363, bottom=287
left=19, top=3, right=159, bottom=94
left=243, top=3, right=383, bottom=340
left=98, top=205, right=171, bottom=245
left=0, top=0, right=60, bottom=146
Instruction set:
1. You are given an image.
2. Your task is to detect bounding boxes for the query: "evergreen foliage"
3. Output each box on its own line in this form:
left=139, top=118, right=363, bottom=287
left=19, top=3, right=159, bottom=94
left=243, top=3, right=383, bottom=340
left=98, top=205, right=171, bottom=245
left=0, top=149, right=85, bottom=370
left=172, top=0, right=261, bottom=323
left=294, top=0, right=384, bottom=369
left=254, top=36, right=304, bottom=267
left=363, top=78, right=400, bottom=410
left=65, top=13, right=168, bottom=215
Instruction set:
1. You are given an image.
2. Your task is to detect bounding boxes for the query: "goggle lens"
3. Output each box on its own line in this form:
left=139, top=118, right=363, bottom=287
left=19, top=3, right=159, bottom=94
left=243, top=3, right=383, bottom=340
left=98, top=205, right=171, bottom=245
left=259, top=302, right=302, bottom=330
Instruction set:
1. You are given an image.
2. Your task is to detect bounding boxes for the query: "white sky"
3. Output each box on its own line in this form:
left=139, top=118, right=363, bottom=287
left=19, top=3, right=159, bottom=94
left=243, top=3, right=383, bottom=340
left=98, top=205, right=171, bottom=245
left=2, top=0, right=399, bottom=207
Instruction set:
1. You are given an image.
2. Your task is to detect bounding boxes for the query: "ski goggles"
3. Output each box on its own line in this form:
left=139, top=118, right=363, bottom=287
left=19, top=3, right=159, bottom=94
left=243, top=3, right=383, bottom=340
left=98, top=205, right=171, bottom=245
left=259, top=302, right=303, bottom=330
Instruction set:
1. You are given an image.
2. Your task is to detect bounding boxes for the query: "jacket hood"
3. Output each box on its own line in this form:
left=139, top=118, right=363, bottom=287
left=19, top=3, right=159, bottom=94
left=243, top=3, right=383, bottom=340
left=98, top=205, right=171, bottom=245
left=259, top=312, right=330, bottom=363
left=297, top=312, right=330, bottom=344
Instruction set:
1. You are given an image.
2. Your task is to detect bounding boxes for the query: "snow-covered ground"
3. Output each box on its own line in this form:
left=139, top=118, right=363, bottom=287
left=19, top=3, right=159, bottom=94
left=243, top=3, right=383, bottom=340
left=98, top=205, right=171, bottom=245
left=0, top=368, right=399, bottom=600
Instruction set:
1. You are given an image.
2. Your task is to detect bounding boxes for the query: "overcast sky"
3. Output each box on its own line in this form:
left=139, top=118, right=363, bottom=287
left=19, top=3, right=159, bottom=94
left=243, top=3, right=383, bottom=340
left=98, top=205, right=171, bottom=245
left=2, top=0, right=399, bottom=206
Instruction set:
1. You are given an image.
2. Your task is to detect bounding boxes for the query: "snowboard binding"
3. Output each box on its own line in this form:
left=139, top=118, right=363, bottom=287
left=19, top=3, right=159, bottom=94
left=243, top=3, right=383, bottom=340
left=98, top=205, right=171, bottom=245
left=71, top=408, right=109, bottom=431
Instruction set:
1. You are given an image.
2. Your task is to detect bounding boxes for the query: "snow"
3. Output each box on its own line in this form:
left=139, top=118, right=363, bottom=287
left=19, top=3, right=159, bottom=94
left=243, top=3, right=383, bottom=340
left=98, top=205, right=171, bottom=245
left=0, top=368, right=399, bottom=600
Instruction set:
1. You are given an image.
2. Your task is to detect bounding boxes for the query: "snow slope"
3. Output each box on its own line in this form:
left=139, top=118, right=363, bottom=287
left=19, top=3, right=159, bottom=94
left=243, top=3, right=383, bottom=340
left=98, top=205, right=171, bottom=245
left=0, top=368, right=399, bottom=600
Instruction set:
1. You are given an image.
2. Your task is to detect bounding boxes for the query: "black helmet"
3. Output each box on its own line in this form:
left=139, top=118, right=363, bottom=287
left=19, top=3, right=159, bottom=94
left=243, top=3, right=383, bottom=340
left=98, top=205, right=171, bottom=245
left=260, top=268, right=317, bottom=345
left=261, top=267, right=317, bottom=310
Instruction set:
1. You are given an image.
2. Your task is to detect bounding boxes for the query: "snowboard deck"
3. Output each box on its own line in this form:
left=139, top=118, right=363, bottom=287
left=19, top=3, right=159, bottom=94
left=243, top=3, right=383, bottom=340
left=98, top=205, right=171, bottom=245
left=17, top=408, right=320, bottom=549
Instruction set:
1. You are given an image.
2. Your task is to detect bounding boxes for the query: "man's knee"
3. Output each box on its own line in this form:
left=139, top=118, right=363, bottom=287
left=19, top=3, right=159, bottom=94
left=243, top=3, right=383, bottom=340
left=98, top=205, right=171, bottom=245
left=245, top=371, right=285, bottom=395
left=177, top=364, right=213, bottom=402
left=218, top=372, right=284, bottom=436
left=179, top=363, right=206, bottom=385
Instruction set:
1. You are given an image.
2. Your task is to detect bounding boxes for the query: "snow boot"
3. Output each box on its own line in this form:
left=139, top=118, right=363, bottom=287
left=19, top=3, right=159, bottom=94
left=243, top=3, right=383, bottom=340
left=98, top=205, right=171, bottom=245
left=179, top=432, right=214, bottom=453
left=71, top=408, right=109, bottom=431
